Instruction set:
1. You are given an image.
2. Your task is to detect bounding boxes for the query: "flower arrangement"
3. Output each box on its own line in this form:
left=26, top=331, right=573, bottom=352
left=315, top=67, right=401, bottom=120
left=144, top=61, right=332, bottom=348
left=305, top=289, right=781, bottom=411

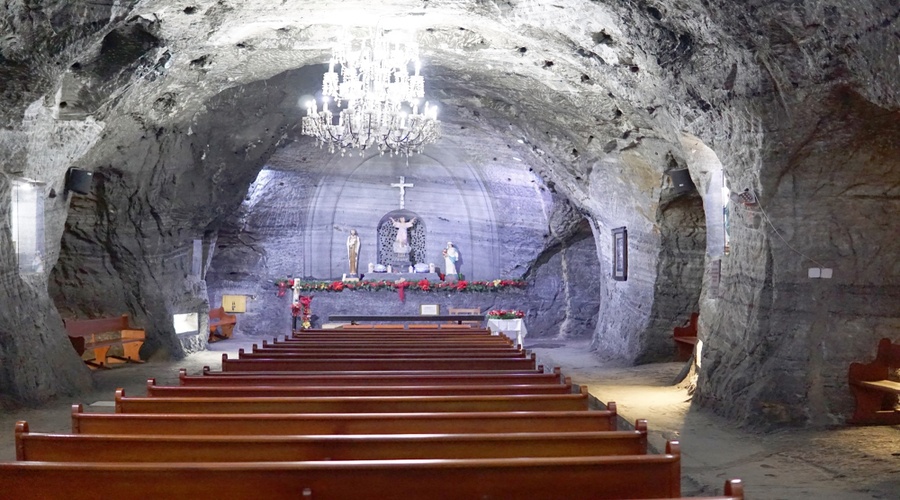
left=292, top=295, right=313, bottom=330
left=487, top=309, right=525, bottom=319
left=274, top=278, right=295, bottom=297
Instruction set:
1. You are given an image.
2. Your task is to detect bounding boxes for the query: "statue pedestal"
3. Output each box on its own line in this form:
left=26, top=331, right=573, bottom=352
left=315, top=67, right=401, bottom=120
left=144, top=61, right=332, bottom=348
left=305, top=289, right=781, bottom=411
left=342, top=274, right=360, bottom=282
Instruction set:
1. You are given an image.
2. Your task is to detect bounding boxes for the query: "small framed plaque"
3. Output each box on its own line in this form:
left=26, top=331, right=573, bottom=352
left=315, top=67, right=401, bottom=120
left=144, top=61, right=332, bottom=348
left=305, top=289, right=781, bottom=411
left=612, top=227, right=628, bottom=281
left=419, top=304, right=440, bottom=316
left=222, top=295, right=247, bottom=313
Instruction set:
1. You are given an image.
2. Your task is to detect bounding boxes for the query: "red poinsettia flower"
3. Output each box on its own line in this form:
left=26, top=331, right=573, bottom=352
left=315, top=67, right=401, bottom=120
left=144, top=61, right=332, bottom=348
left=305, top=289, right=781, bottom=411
left=417, top=280, right=430, bottom=291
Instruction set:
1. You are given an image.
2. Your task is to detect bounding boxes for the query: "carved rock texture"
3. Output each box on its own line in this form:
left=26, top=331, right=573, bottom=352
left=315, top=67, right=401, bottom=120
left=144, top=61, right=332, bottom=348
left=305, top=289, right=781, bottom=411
left=0, top=1, right=895, bottom=427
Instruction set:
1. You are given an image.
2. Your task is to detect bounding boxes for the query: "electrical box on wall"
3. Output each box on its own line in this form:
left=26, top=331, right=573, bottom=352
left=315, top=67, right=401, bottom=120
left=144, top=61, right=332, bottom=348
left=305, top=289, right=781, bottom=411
left=222, top=295, right=246, bottom=313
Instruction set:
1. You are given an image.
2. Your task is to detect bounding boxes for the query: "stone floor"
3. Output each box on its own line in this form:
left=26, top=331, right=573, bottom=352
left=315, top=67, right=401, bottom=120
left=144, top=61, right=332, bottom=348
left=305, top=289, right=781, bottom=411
left=528, top=339, right=900, bottom=500
left=1, top=336, right=898, bottom=499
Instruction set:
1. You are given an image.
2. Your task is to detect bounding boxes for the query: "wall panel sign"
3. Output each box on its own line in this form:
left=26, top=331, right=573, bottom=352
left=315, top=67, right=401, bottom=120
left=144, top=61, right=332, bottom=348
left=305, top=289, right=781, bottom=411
left=222, top=295, right=247, bottom=313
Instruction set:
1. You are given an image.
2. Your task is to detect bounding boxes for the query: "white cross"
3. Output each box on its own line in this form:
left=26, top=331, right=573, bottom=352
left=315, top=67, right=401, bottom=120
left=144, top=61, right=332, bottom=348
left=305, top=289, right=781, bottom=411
left=390, top=176, right=414, bottom=209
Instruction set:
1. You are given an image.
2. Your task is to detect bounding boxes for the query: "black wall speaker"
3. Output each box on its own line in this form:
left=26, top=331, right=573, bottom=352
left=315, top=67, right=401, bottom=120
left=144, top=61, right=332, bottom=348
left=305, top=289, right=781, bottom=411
left=66, top=168, right=93, bottom=195
left=668, top=169, right=695, bottom=194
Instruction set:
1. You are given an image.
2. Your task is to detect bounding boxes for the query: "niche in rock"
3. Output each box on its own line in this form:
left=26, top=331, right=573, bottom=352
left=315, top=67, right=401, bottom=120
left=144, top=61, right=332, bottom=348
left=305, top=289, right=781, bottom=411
left=638, top=173, right=707, bottom=364
left=378, top=210, right=426, bottom=269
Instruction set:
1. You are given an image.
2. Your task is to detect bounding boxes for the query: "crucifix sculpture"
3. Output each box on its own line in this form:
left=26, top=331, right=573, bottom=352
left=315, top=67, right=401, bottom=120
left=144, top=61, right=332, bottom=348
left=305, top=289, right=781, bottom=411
left=390, top=176, right=414, bottom=209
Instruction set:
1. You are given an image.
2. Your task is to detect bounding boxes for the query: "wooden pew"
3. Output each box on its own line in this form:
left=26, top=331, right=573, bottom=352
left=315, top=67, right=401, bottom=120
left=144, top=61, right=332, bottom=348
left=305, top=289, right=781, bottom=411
left=209, top=307, right=237, bottom=342
left=848, top=337, right=900, bottom=425
left=0, top=442, right=683, bottom=500
left=258, top=340, right=521, bottom=353
left=72, top=403, right=620, bottom=435
left=673, top=312, right=699, bottom=361
left=221, top=353, right=538, bottom=372
left=294, top=328, right=493, bottom=334
left=147, top=379, right=573, bottom=397
left=285, top=334, right=510, bottom=343
left=292, top=331, right=496, bottom=337
left=181, top=368, right=567, bottom=386
left=273, top=339, right=515, bottom=347
left=17, top=420, right=648, bottom=462
left=284, top=329, right=501, bottom=336
left=116, top=387, right=590, bottom=413
left=63, top=314, right=145, bottom=369
left=237, top=348, right=528, bottom=359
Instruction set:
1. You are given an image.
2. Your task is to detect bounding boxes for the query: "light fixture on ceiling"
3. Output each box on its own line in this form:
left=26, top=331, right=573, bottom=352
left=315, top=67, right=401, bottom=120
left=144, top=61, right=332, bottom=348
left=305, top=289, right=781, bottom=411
left=302, top=28, right=441, bottom=157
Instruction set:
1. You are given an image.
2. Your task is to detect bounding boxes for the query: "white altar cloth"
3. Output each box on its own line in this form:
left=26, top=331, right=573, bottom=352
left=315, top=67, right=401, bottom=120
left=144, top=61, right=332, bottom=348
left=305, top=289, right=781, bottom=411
left=486, top=318, right=528, bottom=347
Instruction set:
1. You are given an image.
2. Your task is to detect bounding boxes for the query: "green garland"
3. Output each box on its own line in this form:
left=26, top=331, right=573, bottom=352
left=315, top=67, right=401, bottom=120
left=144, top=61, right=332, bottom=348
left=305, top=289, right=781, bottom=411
left=284, top=279, right=527, bottom=293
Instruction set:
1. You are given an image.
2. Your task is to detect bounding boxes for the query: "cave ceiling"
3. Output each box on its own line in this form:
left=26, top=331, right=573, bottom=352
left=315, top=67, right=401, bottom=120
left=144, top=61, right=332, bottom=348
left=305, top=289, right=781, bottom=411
left=2, top=0, right=899, bottom=216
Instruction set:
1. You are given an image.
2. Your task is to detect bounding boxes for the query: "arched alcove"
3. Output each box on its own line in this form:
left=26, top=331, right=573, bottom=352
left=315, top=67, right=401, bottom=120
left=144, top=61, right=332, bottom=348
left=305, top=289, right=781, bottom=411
left=303, top=142, right=499, bottom=280
left=377, top=209, right=426, bottom=268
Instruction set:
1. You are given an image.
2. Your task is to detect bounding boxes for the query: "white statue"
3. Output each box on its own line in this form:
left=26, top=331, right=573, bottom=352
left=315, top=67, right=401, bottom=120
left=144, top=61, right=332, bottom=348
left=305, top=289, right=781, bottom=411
left=346, top=229, right=360, bottom=275
left=442, top=241, right=459, bottom=276
left=390, top=216, right=417, bottom=254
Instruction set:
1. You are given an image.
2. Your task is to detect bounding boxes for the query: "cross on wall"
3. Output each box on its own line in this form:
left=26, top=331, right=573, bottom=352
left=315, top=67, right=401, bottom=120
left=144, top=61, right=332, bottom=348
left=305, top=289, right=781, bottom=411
left=391, top=176, right=414, bottom=209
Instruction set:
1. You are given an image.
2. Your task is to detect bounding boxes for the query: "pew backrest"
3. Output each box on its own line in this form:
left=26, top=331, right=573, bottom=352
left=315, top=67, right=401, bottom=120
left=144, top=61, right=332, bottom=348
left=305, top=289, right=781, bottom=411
left=148, top=379, right=573, bottom=397
left=116, top=387, right=590, bottom=414
left=220, top=353, right=537, bottom=372
left=1, top=442, right=682, bottom=500
left=72, top=403, right=619, bottom=435
left=180, top=368, right=568, bottom=387
left=18, top=420, right=648, bottom=462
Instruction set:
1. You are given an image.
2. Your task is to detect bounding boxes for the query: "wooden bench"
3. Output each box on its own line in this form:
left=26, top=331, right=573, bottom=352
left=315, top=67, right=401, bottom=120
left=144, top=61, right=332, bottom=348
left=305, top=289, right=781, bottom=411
left=148, top=379, right=573, bottom=398
left=287, top=333, right=506, bottom=341
left=0, top=442, right=684, bottom=500
left=115, top=387, right=590, bottom=413
left=258, top=340, right=521, bottom=353
left=254, top=346, right=523, bottom=355
left=208, top=307, right=237, bottom=343
left=673, top=312, right=699, bottom=361
left=238, top=348, right=528, bottom=359
left=295, top=327, right=493, bottom=334
left=221, top=353, right=537, bottom=372
left=278, top=337, right=515, bottom=346
left=17, top=420, right=648, bottom=462
left=182, top=367, right=567, bottom=386
left=72, top=403, right=620, bottom=435
left=63, top=315, right=145, bottom=369
left=848, top=337, right=900, bottom=425
left=448, top=307, right=481, bottom=327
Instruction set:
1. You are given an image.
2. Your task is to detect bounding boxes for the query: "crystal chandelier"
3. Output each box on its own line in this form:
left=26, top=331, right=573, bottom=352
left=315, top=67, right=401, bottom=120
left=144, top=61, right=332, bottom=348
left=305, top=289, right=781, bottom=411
left=302, top=29, right=441, bottom=157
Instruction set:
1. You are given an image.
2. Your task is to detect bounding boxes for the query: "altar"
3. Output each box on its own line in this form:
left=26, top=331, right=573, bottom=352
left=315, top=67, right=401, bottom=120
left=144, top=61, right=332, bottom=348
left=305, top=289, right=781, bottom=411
left=487, top=318, right=528, bottom=347
left=359, top=272, right=456, bottom=282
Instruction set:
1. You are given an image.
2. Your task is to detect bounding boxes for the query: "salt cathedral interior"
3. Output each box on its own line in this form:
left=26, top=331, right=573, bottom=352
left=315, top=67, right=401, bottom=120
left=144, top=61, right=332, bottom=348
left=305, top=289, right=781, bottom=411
left=1, top=1, right=899, bottom=498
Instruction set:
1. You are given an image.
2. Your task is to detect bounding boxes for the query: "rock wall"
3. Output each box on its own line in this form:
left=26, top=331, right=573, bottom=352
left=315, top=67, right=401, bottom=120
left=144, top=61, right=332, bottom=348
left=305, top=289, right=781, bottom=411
left=49, top=68, right=321, bottom=359
left=694, top=87, right=900, bottom=427
left=0, top=102, right=104, bottom=405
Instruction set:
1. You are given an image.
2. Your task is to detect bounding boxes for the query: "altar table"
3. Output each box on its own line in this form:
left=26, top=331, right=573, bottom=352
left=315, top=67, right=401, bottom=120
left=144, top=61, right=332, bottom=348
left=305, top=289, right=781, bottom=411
left=487, top=318, right=528, bottom=346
